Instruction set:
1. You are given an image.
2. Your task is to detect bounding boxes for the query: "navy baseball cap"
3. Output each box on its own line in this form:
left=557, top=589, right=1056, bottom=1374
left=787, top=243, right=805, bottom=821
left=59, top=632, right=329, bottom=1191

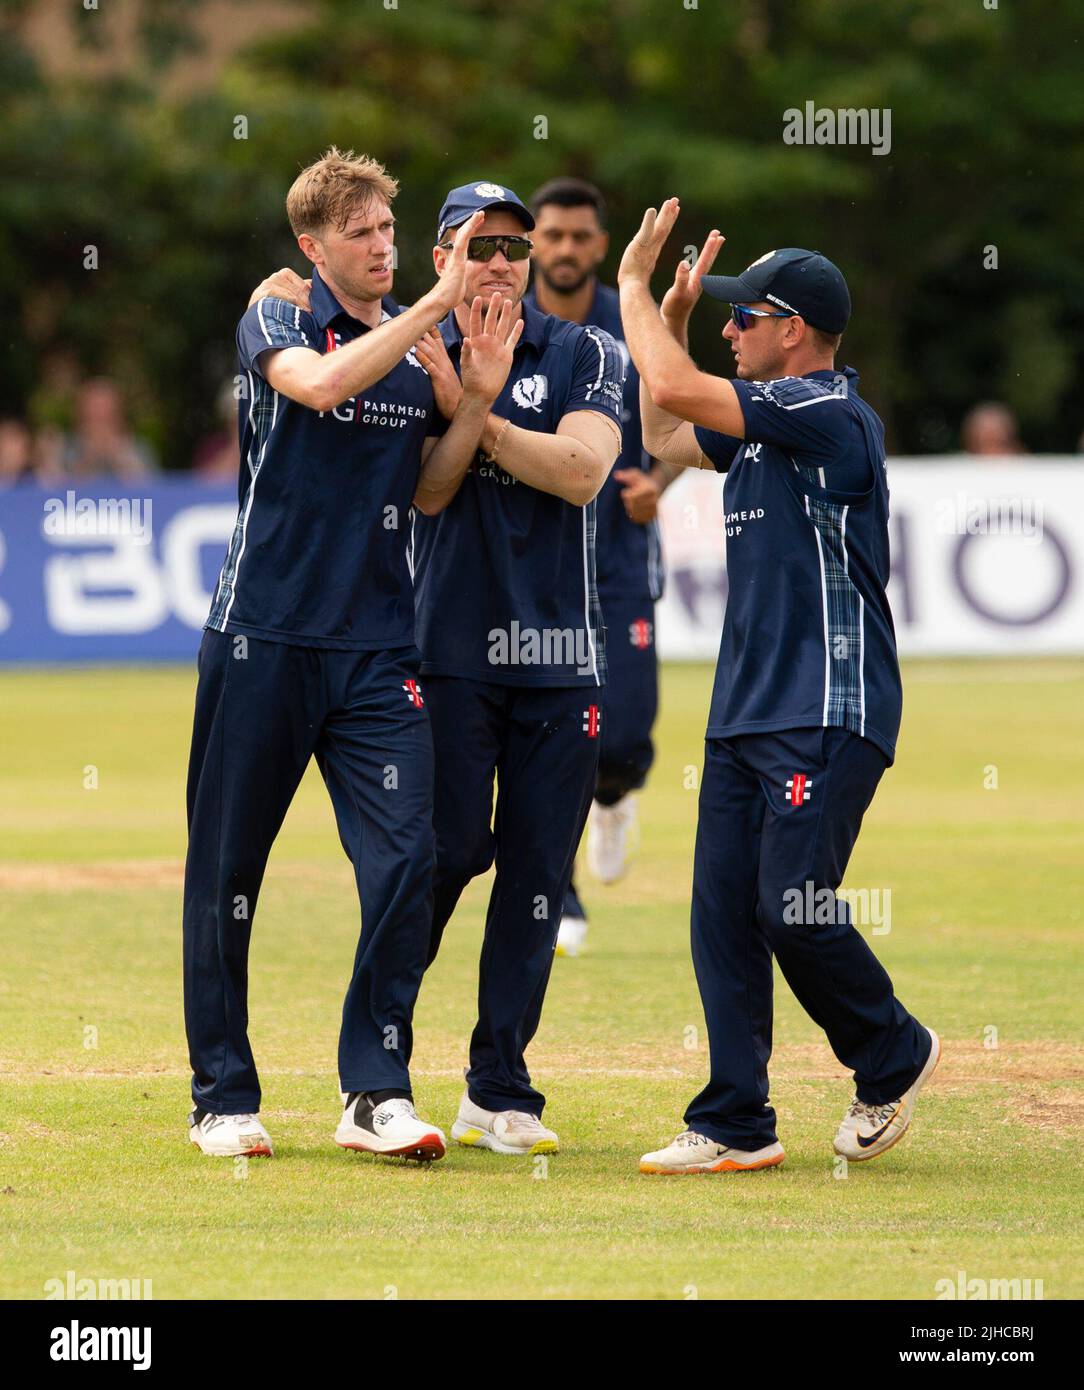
left=437, top=181, right=535, bottom=241
left=702, top=248, right=851, bottom=334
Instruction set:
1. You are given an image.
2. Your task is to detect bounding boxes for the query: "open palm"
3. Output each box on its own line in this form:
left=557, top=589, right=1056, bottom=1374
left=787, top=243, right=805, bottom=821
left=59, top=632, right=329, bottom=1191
left=461, top=293, right=524, bottom=403
left=661, top=230, right=725, bottom=324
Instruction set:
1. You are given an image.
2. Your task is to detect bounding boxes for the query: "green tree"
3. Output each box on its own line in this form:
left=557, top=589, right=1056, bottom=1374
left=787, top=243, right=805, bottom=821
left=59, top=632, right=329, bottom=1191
left=2, top=0, right=1082, bottom=465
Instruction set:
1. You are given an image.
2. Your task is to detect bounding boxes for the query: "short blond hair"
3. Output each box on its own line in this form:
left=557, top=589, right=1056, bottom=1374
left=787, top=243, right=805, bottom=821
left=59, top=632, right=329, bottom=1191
left=286, top=147, right=398, bottom=237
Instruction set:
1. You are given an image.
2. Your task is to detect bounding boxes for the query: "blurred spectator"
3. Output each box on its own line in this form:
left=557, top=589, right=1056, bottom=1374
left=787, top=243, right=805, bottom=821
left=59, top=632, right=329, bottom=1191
left=192, top=380, right=241, bottom=482
left=57, top=378, right=159, bottom=479
left=960, top=401, right=1027, bottom=456
left=0, top=418, right=35, bottom=486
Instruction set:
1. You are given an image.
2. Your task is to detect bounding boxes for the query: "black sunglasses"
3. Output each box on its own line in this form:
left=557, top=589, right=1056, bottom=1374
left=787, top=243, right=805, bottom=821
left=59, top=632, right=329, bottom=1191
left=438, top=234, right=534, bottom=262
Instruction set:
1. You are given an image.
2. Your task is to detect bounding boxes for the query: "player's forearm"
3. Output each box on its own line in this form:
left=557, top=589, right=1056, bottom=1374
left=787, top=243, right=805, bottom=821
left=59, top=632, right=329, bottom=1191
left=620, top=280, right=701, bottom=412
left=479, top=414, right=616, bottom=507
left=661, top=308, right=691, bottom=352
left=639, top=379, right=708, bottom=470
left=621, top=279, right=744, bottom=433
left=281, top=286, right=454, bottom=412
left=413, top=393, right=492, bottom=515
left=643, top=306, right=701, bottom=477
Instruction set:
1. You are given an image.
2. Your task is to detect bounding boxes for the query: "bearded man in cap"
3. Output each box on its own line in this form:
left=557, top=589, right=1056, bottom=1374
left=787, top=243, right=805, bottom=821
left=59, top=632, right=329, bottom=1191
left=617, top=201, right=939, bottom=1176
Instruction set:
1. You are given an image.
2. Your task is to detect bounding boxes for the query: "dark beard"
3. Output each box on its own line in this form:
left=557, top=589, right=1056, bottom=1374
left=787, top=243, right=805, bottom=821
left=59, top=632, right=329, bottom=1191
left=536, top=263, right=594, bottom=297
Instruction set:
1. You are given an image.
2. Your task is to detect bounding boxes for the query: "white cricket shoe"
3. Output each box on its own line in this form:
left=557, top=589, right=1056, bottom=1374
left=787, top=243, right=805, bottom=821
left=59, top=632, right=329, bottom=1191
left=188, top=1108, right=272, bottom=1158
left=833, top=1027, right=942, bottom=1162
left=639, top=1130, right=785, bottom=1175
left=555, top=914, right=588, bottom=958
left=586, top=794, right=638, bottom=884
left=450, top=1091, right=559, bottom=1155
left=335, top=1092, right=446, bottom=1162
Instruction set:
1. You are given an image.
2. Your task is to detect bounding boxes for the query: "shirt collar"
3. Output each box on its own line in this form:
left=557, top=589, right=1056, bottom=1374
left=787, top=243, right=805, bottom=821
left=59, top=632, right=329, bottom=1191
left=309, top=267, right=344, bottom=331
left=309, top=267, right=390, bottom=333
left=805, top=366, right=858, bottom=386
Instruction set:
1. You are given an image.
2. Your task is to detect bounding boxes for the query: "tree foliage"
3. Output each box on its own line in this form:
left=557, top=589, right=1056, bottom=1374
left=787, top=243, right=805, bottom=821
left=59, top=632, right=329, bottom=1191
left=1, top=0, right=1082, bottom=464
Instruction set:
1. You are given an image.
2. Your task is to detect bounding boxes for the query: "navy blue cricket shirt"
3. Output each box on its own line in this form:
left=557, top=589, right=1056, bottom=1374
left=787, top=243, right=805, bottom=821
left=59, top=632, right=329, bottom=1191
left=695, top=368, right=903, bottom=763
left=524, top=281, right=664, bottom=605
left=410, top=299, right=625, bottom=686
left=207, top=269, right=443, bottom=650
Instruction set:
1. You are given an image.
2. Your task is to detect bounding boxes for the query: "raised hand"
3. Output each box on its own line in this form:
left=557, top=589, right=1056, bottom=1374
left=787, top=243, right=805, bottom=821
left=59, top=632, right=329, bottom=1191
left=617, top=197, right=682, bottom=287
left=434, top=209, right=486, bottom=311
left=461, top=292, right=524, bottom=405
left=413, top=328, right=463, bottom=420
left=661, top=229, right=725, bottom=327
left=247, top=268, right=312, bottom=311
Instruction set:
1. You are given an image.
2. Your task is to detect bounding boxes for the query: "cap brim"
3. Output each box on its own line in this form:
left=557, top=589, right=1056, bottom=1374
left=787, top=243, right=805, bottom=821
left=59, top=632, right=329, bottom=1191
left=700, top=273, right=759, bottom=303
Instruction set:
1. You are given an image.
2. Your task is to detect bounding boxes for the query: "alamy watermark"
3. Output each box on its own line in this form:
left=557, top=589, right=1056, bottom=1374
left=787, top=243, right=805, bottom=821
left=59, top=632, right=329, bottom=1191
left=934, top=493, right=1043, bottom=545
left=935, top=1270, right=1044, bottom=1301
left=783, top=101, right=892, bottom=157
left=43, top=491, right=152, bottom=545
left=44, top=1270, right=153, bottom=1300
left=49, top=1321, right=151, bottom=1370
left=782, top=881, right=891, bottom=935
left=488, top=621, right=594, bottom=675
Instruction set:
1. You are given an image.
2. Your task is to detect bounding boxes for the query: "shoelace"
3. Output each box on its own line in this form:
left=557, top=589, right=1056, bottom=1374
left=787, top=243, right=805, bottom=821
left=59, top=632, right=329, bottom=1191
left=672, top=1130, right=712, bottom=1149
left=205, top=1112, right=260, bottom=1131
left=504, top=1110, right=547, bottom=1132
left=846, top=1099, right=898, bottom=1125
left=374, top=1098, right=418, bottom=1123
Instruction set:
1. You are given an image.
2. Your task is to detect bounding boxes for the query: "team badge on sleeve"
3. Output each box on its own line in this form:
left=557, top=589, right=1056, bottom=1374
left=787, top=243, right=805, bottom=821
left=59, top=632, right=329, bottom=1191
left=785, top=773, right=812, bottom=805
left=402, top=679, right=424, bottom=709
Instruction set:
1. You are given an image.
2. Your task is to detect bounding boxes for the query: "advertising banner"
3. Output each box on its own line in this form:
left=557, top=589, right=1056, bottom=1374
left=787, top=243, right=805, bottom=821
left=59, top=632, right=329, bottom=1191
left=0, top=462, right=1079, bottom=663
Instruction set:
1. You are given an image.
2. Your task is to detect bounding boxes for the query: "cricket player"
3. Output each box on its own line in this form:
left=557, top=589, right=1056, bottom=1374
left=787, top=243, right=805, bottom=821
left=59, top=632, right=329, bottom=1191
left=525, top=178, right=671, bottom=958
left=617, top=201, right=940, bottom=1174
left=409, top=180, right=626, bottom=1154
left=183, top=149, right=520, bottom=1163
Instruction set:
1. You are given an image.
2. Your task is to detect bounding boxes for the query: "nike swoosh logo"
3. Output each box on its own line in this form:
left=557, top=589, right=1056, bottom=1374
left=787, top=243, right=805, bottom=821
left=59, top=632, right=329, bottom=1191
left=856, top=1108, right=900, bottom=1147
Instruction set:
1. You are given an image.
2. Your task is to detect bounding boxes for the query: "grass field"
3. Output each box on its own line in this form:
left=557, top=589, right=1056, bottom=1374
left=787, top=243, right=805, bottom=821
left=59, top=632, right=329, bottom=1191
left=1, top=659, right=1082, bottom=1300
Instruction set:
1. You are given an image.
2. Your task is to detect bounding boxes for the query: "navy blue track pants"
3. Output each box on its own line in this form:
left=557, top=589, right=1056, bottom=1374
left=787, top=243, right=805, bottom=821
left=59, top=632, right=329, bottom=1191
left=684, top=726, right=930, bottom=1150
left=424, top=676, right=600, bottom=1115
left=182, top=629, right=435, bottom=1115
